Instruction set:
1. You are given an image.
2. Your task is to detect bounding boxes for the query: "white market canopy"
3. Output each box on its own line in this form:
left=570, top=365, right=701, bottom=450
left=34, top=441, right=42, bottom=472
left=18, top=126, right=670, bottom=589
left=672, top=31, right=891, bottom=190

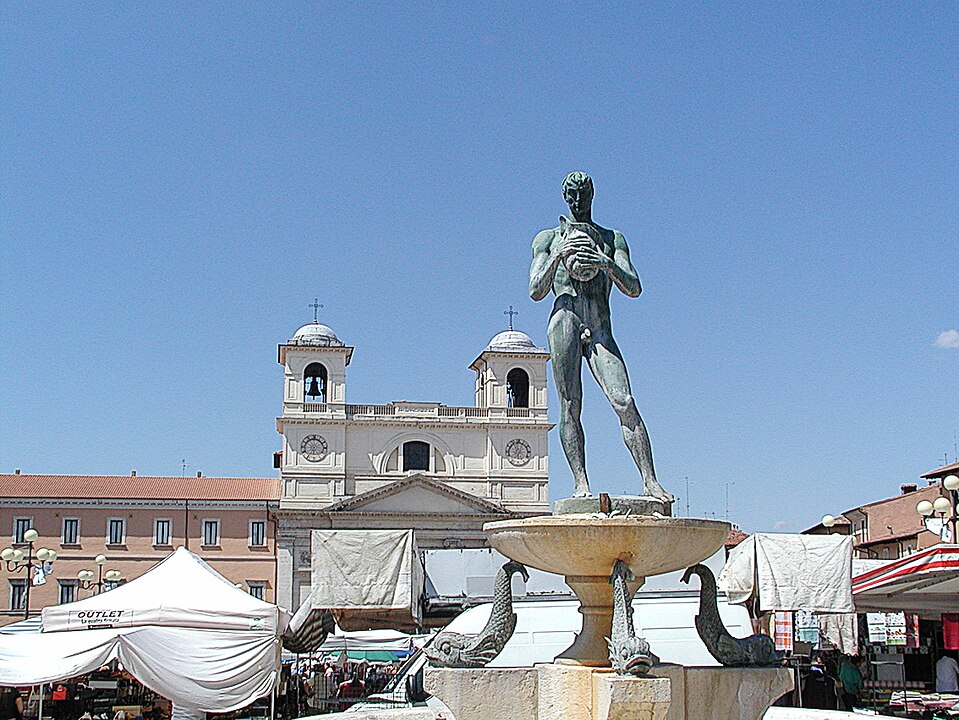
left=718, top=533, right=854, bottom=613
left=0, top=547, right=290, bottom=714
left=853, top=544, right=959, bottom=617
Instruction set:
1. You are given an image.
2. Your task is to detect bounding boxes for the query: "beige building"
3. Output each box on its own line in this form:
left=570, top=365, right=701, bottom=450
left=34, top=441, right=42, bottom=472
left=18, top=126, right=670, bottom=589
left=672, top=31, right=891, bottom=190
left=274, top=320, right=553, bottom=613
left=0, top=472, right=278, bottom=626
left=804, top=461, right=959, bottom=559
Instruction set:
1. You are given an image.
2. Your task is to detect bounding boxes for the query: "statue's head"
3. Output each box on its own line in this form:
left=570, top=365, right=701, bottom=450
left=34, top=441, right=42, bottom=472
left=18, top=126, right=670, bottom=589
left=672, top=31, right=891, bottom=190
left=563, top=171, right=594, bottom=218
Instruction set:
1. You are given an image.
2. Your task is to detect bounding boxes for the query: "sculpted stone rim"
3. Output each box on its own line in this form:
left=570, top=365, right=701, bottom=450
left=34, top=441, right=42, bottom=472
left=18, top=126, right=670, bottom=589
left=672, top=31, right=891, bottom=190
left=484, top=515, right=726, bottom=531
left=483, top=515, right=731, bottom=579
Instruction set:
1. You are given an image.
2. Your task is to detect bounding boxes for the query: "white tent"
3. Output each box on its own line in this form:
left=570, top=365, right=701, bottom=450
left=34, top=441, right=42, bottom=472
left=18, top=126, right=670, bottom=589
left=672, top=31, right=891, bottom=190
left=0, top=548, right=290, bottom=714
left=718, top=533, right=854, bottom=613
left=314, top=628, right=413, bottom=653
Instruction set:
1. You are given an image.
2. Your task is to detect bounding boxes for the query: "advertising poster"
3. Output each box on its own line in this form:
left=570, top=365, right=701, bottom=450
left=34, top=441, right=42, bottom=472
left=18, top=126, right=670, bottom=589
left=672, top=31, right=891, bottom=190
left=866, top=613, right=887, bottom=643
left=886, top=612, right=907, bottom=646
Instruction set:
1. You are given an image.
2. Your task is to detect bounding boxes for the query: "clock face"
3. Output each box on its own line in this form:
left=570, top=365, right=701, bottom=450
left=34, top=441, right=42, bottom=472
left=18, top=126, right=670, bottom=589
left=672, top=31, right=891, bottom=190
left=300, top=434, right=328, bottom=462
left=505, top=438, right=532, bottom=466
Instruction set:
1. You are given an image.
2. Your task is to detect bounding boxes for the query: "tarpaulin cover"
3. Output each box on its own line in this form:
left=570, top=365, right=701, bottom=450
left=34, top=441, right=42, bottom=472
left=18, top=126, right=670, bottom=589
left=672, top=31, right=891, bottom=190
left=311, top=529, right=422, bottom=631
left=718, top=533, right=854, bottom=613
left=0, top=548, right=289, bottom=714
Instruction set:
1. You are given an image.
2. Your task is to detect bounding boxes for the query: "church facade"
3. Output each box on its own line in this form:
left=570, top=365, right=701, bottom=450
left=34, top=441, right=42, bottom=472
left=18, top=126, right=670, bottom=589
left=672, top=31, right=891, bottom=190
left=274, top=320, right=552, bottom=613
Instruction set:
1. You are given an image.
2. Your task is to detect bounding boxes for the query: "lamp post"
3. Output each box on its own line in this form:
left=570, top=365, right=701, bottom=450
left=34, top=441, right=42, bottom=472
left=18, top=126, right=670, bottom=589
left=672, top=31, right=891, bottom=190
left=821, top=515, right=837, bottom=530
left=77, top=555, right=122, bottom=595
left=1, top=528, right=57, bottom=619
left=916, top=474, right=959, bottom=543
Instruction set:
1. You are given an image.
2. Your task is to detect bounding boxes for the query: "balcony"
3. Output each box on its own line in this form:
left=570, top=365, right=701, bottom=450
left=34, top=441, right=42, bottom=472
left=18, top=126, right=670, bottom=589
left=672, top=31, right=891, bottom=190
left=283, top=402, right=547, bottom=421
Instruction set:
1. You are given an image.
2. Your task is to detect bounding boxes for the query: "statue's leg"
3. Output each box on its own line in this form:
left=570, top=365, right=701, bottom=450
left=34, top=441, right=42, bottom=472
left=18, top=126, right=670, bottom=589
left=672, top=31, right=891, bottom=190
left=585, top=334, right=669, bottom=500
left=548, top=308, right=589, bottom=497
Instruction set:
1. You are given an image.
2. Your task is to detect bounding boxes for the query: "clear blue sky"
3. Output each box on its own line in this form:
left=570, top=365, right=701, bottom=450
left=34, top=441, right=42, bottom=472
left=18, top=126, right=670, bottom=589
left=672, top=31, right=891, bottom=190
left=2, top=3, right=956, bottom=532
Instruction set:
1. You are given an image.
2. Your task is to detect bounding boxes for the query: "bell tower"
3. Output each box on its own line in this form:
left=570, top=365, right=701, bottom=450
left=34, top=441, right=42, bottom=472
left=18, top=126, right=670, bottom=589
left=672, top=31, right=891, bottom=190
left=470, top=327, right=549, bottom=410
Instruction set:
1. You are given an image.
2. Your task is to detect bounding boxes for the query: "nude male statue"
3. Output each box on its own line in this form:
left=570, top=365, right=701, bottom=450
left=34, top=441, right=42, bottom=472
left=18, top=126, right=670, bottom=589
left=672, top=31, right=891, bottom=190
left=529, top=172, right=669, bottom=501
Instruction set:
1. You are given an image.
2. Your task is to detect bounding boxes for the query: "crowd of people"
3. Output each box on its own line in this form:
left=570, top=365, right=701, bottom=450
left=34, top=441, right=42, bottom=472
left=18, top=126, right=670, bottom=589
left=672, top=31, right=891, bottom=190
left=280, top=658, right=400, bottom=718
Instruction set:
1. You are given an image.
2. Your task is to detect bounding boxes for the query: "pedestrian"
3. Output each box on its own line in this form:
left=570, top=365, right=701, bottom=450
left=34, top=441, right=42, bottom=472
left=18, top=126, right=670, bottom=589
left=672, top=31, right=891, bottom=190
left=838, top=655, right=863, bottom=710
left=0, top=687, right=23, bottom=720
left=936, top=651, right=959, bottom=693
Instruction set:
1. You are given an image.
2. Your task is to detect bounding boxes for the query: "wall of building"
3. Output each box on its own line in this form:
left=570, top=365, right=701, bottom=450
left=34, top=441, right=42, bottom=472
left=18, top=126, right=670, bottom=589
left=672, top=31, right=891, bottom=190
left=0, top=500, right=277, bottom=626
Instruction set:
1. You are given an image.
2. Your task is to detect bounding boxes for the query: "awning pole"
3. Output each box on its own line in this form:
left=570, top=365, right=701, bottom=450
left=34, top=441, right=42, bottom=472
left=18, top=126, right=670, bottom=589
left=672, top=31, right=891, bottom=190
left=38, top=685, right=43, bottom=720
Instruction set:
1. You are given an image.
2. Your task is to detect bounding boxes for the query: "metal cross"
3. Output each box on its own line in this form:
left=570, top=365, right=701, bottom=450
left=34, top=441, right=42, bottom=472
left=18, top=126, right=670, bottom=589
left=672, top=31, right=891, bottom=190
left=309, top=298, right=324, bottom=323
left=504, top=305, right=519, bottom=330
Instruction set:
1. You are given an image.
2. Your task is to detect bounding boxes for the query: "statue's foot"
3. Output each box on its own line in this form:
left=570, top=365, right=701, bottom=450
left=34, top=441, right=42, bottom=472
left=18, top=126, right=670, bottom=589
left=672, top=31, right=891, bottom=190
left=572, top=479, right=591, bottom=498
left=644, top=479, right=672, bottom=502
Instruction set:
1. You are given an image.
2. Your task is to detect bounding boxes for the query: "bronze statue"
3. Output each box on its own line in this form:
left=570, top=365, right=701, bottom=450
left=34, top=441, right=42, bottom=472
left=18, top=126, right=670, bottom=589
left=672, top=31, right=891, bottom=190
left=529, top=172, right=668, bottom=501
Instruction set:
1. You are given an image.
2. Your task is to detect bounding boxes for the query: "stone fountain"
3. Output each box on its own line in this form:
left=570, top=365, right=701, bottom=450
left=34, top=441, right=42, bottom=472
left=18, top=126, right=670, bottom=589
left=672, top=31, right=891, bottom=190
left=425, top=173, right=792, bottom=720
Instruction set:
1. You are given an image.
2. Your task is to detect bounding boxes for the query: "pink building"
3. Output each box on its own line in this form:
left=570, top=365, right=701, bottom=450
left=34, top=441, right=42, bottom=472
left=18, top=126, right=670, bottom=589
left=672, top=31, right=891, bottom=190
left=0, top=472, right=279, bottom=626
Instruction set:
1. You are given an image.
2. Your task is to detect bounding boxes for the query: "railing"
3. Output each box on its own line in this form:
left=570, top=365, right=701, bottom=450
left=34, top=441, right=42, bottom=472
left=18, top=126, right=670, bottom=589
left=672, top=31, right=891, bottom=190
left=288, top=402, right=545, bottom=419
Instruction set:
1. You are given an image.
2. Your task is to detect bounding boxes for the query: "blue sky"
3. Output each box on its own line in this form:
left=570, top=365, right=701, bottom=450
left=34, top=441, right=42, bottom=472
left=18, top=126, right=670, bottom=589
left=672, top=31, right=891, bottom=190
left=2, top=2, right=956, bottom=532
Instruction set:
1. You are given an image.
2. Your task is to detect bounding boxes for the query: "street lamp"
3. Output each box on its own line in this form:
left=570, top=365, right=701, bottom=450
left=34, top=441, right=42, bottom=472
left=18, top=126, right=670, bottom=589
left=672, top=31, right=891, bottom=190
left=2, top=528, right=57, bottom=619
left=916, top=474, right=959, bottom=543
left=822, top=515, right=837, bottom=529
left=77, top=555, right=122, bottom=595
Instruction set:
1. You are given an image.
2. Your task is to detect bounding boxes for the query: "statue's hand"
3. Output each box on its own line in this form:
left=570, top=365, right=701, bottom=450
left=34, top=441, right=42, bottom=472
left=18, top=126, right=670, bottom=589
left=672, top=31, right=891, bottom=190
left=556, top=234, right=593, bottom=260
left=571, top=246, right=611, bottom=270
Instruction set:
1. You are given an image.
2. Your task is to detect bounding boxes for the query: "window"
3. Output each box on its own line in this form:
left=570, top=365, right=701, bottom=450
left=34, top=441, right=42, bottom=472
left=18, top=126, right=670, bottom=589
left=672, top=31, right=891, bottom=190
left=61, top=518, right=80, bottom=545
left=154, top=518, right=172, bottom=546
left=9, top=579, right=26, bottom=611
left=304, top=363, right=328, bottom=403
left=13, top=517, right=33, bottom=544
left=107, top=518, right=126, bottom=545
left=402, top=441, right=431, bottom=472
left=58, top=580, right=77, bottom=605
left=249, top=520, right=266, bottom=547
left=506, top=368, right=530, bottom=408
left=247, top=581, right=266, bottom=601
left=202, top=519, right=220, bottom=547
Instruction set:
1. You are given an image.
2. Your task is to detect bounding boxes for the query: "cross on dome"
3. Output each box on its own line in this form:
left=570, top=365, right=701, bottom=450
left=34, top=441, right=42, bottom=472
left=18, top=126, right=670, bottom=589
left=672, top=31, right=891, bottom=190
left=504, top=305, right=519, bottom=331
left=309, top=298, right=324, bottom=324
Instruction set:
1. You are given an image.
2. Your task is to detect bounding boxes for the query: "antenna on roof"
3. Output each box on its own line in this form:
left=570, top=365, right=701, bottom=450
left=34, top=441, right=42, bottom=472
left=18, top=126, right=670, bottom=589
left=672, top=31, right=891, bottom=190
left=181, top=459, right=186, bottom=477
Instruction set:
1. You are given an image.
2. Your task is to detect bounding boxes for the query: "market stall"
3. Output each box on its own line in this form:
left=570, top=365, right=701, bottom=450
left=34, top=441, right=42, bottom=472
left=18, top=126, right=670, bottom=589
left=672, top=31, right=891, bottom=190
left=0, top=547, right=290, bottom=717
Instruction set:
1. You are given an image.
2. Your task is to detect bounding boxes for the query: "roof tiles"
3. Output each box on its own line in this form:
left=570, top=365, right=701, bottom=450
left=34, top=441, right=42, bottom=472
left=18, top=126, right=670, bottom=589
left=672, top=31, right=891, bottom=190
left=0, top=474, right=279, bottom=501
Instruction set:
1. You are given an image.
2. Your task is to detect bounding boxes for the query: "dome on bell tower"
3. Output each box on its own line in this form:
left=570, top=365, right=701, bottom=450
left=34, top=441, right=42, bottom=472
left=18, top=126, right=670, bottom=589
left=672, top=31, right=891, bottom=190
left=289, top=322, right=344, bottom=347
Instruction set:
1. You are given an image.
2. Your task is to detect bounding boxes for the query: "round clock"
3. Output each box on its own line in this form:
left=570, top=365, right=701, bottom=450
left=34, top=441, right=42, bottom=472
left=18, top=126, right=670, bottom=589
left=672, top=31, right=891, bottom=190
left=505, top=438, right=532, bottom=466
left=300, top=434, right=329, bottom=462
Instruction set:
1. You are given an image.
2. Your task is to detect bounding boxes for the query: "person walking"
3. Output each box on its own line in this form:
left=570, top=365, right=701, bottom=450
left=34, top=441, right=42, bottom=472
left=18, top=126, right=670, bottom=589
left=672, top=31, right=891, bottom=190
left=936, top=652, right=959, bottom=693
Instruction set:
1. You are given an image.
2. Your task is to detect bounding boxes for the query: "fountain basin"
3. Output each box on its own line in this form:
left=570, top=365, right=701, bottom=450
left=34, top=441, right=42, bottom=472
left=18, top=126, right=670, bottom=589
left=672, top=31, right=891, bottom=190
left=484, top=515, right=730, bottom=666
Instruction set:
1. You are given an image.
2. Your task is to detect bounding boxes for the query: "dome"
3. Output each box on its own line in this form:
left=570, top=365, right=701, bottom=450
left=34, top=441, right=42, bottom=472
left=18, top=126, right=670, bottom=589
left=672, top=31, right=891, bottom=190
left=486, top=330, right=545, bottom=353
left=289, top=322, right=344, bottom=347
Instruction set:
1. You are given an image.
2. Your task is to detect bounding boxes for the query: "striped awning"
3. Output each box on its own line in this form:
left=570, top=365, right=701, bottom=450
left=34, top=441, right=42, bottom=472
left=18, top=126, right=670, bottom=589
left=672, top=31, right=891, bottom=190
left=282, top=597, right=335, bottom=654
left=853, top=544, right=959, bottom=617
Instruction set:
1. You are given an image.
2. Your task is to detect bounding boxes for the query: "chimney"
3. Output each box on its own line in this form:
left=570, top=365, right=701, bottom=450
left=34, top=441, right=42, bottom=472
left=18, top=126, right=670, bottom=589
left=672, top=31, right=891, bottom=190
left=131, top=470, right=137, bottom=477
left=900, top=483, right=917, bottom=495
left=14, top=469, right=20, bottom=475
left=196, top=471, right=202, bottom=478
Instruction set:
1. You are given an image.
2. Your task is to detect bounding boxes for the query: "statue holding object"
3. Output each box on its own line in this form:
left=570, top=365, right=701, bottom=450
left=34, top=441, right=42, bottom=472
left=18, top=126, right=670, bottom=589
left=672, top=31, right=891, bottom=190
left=529, top=172, right=669, bottom=502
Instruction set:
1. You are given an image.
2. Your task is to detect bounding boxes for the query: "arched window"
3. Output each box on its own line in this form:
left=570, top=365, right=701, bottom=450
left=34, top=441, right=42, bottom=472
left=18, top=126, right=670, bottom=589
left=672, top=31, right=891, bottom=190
left=402, top=441, right=431, bottom=472
left=506, top=368, right=530, bottom=408
left=304, top=363, right=328, bottom=403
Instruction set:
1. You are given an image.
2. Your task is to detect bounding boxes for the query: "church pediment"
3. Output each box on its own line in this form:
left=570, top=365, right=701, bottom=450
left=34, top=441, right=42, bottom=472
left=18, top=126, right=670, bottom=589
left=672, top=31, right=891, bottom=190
left=325, top=474, right=510, bottom=516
